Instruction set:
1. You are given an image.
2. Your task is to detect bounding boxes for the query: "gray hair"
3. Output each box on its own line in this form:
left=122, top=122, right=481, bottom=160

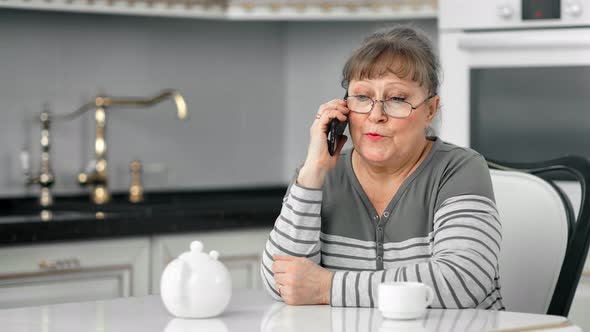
left=341, top=25, right=442, bottom=137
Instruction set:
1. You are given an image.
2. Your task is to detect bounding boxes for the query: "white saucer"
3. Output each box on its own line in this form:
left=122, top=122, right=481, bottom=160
left=380, top=310, right=425, bottom=320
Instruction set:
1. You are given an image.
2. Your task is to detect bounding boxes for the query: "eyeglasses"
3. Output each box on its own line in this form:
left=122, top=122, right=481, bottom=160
left=345, top=94, right=436, bottom=119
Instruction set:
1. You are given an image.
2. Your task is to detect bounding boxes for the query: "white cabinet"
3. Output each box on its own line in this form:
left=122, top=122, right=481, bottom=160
left=568, top=254, right=590, bottom=331
left=151, top=228, right=270, bottom=294
left=0, top=237, right=150, bottom=309
left=0, top=228, right=272, bottom=308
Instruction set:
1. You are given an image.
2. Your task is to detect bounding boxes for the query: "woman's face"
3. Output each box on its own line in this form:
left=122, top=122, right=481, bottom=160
left=347, top=73, right=439, bottom=166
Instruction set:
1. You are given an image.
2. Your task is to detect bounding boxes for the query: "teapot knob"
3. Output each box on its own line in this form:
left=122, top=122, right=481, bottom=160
left=209, top=250, right=220, bottom=260
left=190, top=241, right=203, bottom=252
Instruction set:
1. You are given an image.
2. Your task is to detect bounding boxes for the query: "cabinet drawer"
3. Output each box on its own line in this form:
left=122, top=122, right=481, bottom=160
left=0, top=265, right=132, bottom=308
left=0, top=238, right=147, bottom=274
left=0, top=237, right=150, bottom=302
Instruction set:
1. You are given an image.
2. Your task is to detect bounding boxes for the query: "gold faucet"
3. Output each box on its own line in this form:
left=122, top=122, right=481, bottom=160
left=22, top=106, right=55, bottom=209
left=58, top=90, right=187, bottom=204
left=129, top=160, right=144, bottom=203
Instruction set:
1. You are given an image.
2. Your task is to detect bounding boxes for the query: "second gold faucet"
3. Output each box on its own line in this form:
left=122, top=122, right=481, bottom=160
left=57, top=89, right=187, bottom=204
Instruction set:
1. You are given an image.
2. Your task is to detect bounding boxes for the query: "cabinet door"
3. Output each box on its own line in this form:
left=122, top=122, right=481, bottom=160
left=568, top=254, right=590, bottom=331
left=151, top=228, right=271, bottom=294
left=0, top=237, right=150, bottom=308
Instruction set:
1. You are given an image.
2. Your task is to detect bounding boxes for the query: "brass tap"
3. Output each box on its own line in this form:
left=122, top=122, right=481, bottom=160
left=57, top=90, right=187, bottom=205
left=22, top=106, right=55, bottom=208
left=129, top=160, right=144, bottom=203
left=77, top=104, right=109, bottom=204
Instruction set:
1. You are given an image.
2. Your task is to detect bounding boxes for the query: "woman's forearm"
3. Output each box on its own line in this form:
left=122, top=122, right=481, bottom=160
left=260, top=183, right=324, bottom=299
left=297, top=162, right=329, bottom=189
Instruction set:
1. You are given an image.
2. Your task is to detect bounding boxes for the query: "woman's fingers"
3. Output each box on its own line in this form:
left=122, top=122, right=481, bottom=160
left=272, top=259, right=291, bottom=274
left=312, top=108, right=348, bottom=133
left=311, top=98, right=350, bottom=136
left=318, top=98, right=347, bottom=110
left=272, top=257, right=333, bottom=305
left=316, top=100, right=350, bottom=118
left=274, top=273, right=287, bottom=285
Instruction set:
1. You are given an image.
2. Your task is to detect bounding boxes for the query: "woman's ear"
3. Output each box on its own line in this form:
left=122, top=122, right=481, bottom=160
left=426, top=96, right=440, bottom=122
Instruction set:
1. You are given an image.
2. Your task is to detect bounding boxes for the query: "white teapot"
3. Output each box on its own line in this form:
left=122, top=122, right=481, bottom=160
left=160, top=240, right=232, bottom=318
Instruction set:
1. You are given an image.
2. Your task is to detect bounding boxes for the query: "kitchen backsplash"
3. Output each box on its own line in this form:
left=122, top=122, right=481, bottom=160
left=0, top=9, right=437, bottom=196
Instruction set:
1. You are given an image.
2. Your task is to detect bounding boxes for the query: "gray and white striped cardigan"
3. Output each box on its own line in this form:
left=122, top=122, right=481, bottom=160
left=261, top=137, right=504, bottom=309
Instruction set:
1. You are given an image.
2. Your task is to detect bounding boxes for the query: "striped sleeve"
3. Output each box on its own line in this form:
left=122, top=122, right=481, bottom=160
left=330, top=195, right=503, bottom=309
left=260, top=182, right=323, bottom=300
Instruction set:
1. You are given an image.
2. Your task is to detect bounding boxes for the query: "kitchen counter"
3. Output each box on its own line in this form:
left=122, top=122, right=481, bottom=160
left=0, top=289, right=581, bottom=332
left=0, top=187, right=286, bottom=246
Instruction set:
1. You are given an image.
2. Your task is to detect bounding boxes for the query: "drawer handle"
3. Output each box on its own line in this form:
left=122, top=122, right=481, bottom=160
left=38, top=258, right=81, bottom=270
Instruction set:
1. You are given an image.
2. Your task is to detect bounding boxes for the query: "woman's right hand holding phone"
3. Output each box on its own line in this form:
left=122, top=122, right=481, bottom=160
left=297, top=98, right=350, bottom=189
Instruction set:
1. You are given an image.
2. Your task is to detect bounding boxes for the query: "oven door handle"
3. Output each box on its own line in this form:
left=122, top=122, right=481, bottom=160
left=458, top=32, right=590, bottom=50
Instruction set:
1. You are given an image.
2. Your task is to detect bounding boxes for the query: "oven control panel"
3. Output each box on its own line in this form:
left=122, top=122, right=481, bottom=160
left=439, top=0, right=589, bottom=30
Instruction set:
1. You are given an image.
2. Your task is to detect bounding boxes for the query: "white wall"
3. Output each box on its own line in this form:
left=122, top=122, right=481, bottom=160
left=0, top=10, right=286, bottom=195
left=0, top=9, right=438, bottom=196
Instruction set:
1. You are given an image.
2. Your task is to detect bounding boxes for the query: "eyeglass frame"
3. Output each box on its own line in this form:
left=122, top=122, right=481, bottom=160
left=344, top=94, right=436, bottom=119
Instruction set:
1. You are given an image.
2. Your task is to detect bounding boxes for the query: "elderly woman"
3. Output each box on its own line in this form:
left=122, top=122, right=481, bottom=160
left=260, top=25, right=503, bottom=310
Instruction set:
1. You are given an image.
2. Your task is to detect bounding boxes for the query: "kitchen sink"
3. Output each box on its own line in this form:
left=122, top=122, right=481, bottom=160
left=0, top=210, right=106, bottom=223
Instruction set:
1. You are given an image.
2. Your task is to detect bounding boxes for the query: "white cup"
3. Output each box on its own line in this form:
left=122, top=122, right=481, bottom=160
left=378, top=282, right=434, bottom=320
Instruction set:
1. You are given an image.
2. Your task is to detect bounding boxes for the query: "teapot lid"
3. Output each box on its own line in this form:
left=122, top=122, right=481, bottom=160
left=179, top=241, right=220, bottom=263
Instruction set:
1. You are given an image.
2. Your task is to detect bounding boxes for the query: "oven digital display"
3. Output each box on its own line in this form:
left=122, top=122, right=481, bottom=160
left=522, top=0, right=561, bottom=20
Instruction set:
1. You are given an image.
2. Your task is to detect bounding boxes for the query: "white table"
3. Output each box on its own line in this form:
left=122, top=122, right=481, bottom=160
left=0, top=290, right=581, bottom=332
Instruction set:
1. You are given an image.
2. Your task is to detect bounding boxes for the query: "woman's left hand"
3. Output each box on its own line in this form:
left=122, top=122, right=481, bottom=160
left=272, top=255, right=333, bottom=305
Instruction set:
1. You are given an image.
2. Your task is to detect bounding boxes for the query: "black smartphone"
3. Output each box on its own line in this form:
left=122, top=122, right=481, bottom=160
left=327, top=92, right=349, bottom=156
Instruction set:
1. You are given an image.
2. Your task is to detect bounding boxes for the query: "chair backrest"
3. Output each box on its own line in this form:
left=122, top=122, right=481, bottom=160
left=490, top=169, right=569, bottom=314
left=488, top=156, right=590, bottom=316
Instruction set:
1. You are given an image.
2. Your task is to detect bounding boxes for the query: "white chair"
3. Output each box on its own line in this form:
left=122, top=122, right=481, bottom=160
left=488, top=155, right=590, bottom=316
left=490, top=169, right=569, bottom=314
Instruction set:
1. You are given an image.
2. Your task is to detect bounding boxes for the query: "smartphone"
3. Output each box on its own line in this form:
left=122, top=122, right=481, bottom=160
left=327, top=92, right=349, bottom=156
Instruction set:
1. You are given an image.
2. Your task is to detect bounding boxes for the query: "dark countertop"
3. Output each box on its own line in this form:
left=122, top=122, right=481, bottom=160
left=0, top=186, right=287, bottom=246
